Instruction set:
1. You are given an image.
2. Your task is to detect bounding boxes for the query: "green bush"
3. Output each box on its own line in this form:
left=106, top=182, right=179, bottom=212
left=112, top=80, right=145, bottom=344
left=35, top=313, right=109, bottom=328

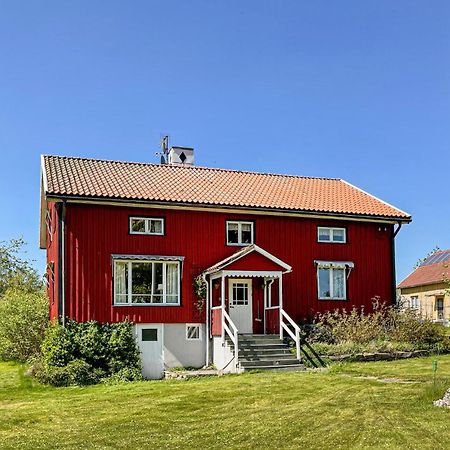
left=0, top=287, right=49, bottom=361
left=32, top=358, right=106, bottom=387
left=73, top=321, right=109, bottom=368
left=41, top=320, right=76, bottom=367
left=108, top=321, right=141, bottom=373
left=35, top=319, right=142, bottom=386
left=106, top=367, right=144, bottom=384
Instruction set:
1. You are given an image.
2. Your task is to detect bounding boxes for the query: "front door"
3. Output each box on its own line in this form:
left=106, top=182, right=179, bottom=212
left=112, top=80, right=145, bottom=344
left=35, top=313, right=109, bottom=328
left=135, top=324, right=164, bottom=379
left=229, top=279, right=253, bottom=333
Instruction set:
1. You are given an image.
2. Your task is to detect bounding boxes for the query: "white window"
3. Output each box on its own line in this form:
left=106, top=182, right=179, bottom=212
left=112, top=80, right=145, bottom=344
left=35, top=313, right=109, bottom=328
left=226, top=221, right=254, bottom=246
left=317, top=263, right=348, bottom=300
left=186, top=324, right=201, bottom=341
left=410, top=296, right=420, bottom=309
left=114, top=259, right=180, bottom=305
left=129, top=217, right=164, bottom=235
left=318, top=227, right=346, bottom=243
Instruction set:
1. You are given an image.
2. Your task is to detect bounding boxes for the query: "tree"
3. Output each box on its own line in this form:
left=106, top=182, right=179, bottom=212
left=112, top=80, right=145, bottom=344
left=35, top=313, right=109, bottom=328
left=0, top=287, right=48, bottom=361
left=0, top=238, right=42, bottom=297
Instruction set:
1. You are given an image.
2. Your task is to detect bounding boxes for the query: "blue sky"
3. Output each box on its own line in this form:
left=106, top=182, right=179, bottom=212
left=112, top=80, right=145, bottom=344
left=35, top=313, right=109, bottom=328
left=0, top=1, right=449, bottom=282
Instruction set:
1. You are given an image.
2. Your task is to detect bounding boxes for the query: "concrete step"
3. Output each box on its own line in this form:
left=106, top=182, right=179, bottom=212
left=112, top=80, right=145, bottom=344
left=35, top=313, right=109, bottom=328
left=238, top=348, right=293, bottom=356
left=238, top=339, right=286, bottom=346
left=224, top=334, right=303, bottom=373
left=239, top=334, right=281, bottom=340
left=238, top=343, right=289, bottom=352
left=242, top=364, right=305, bottom=372
left=239, top=353, right=296, bottom=361
left=240, top=358, right=301, bottom=368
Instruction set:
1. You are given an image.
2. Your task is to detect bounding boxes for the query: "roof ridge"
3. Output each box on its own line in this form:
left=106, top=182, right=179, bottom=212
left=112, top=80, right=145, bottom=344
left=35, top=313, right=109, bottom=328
left=42, top=154, right=341, bottom=181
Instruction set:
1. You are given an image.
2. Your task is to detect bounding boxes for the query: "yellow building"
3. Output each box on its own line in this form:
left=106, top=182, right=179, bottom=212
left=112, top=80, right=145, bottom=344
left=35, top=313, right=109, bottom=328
left=398, top=250, right=450, bottom=326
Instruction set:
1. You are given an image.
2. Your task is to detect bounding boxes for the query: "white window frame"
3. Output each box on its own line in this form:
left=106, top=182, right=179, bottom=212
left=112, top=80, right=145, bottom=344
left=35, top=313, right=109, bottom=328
left=113, top=259, right=180, bottom=306
left=317, top=227, right=347, bottom=244
left=316, top=262, right=348, bottom=300
left=226, top=221, right=254, bottom=246
left=186, top=324, right=202, bottom=341
left=129, top=217, right=164, bottom=236
left=410, top=296, right=420, bottom=309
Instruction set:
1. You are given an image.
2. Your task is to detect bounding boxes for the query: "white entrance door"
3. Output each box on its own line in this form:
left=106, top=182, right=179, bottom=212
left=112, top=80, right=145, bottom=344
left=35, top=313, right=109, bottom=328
left=228, top=279, right=253, bottom=334
left=135, top=324, right=164, bottom=379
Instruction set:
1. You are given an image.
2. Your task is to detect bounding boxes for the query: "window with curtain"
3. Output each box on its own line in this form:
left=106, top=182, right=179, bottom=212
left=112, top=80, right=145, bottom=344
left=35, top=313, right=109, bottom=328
left=317, top=263, right=347, bottom=300
left=317, top=227, right=346, bottom=243
left=113, top=260, right=180, bottom=305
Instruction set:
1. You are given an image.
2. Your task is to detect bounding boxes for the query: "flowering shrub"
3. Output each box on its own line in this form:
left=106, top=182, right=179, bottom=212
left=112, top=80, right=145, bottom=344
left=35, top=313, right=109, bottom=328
left=307, top=298, right=450, bottom=354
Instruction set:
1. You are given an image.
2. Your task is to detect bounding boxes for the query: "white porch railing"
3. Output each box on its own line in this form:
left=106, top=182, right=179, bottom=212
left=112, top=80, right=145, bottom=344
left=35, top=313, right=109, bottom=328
left=280, top=308, right=301, bottom=361
left=211, top=304, right=239, bottom=371
left=222, top=308, right=239, bottom=371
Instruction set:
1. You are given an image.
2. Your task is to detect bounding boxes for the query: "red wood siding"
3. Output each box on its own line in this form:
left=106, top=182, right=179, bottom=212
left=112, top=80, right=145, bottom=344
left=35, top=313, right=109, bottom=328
left=46, top=202, right=59, bottom=320
left=211, top=309, right=222, bottom=336
left=225, top=251, right=287, bottom=272
left=61, top=203, right=394, bottom=324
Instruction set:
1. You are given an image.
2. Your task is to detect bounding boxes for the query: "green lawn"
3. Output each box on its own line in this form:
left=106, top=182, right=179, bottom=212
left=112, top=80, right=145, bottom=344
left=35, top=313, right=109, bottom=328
left=1, top=357, right=449, bottom=450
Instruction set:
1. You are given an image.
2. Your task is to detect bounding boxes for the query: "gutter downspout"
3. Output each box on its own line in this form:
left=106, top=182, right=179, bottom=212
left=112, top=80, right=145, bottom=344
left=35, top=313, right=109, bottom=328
left=392, top=222, right=402, bottom=305
left=56, top=201, right=67, bottom=326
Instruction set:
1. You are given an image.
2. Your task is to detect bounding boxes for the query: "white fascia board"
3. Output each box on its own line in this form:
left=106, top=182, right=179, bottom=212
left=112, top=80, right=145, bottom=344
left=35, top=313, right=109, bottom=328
left=222, top=270, right=282, bottom=278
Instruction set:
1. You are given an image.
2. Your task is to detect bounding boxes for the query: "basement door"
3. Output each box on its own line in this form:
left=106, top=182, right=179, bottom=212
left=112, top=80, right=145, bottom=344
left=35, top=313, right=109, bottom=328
left=135, top=324, right=164, bottom=379
left=228, top=279, right=253, bottom=334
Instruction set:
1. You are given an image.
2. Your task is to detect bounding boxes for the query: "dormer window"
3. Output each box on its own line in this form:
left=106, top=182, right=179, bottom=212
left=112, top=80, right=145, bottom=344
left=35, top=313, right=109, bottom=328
left=130, top=217, right=164, bottom=235
left=226, top=221, right=254, bottom=246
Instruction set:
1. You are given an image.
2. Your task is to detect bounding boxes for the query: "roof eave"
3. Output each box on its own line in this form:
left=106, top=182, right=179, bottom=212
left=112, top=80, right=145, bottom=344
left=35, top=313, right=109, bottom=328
left=398, top=280, right=449, bottom=290
left=44, top=193, right=412, bottom=224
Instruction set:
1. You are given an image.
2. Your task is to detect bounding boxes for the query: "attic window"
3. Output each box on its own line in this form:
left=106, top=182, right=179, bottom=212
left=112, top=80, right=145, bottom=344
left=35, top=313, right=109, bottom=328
left=129, top=217, right=164, bottom=235
left=318, top=227, right=346, bottom=243
left=226, top=221, right=254, bottom=246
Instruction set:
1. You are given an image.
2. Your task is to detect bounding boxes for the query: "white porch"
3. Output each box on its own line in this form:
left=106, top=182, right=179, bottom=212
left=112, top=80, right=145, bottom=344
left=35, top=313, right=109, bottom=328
left=202, top=245, right=303, bottom=372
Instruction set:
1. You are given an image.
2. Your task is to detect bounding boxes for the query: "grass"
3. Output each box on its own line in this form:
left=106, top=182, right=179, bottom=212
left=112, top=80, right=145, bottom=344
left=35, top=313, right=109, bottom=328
left=0, top=357, right=449, bottom=449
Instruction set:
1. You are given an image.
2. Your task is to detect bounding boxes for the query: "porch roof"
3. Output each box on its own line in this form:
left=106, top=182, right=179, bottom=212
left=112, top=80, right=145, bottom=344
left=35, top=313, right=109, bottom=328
left=203, top=244, right=292, bottom=276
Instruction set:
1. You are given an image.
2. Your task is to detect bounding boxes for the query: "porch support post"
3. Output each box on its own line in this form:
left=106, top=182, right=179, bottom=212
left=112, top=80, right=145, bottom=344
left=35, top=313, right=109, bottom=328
left=263, top=278, right=267, bottom=334
left=204, top=274, right=210, bottom=366
left=279, top=273, right=283, bottom=340
left=221, top=273, right=225, bottom=343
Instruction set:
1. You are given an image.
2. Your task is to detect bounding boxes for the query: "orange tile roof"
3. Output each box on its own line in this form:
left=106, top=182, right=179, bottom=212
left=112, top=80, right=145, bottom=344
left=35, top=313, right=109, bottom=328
left=42, top=155, right=411, bottom=221
left=397, top=262, right=450, bottom=289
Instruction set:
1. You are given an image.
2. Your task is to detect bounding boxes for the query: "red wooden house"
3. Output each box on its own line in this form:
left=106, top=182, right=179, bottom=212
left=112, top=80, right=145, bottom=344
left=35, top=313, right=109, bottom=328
left=39, top=147, right=411, bottom=377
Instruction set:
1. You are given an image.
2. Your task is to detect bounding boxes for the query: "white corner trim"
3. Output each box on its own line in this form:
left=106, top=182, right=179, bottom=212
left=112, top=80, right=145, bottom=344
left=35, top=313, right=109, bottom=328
left=41, top=155, right=48, bottom=193
left=341, top=179, right=411, bottom=219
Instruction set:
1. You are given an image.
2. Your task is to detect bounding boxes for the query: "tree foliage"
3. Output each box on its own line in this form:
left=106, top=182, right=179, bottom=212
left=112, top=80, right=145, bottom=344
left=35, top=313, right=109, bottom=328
left=0, top=238, right=42, bottom=296
left=0, top=287, right=49, bottom=361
